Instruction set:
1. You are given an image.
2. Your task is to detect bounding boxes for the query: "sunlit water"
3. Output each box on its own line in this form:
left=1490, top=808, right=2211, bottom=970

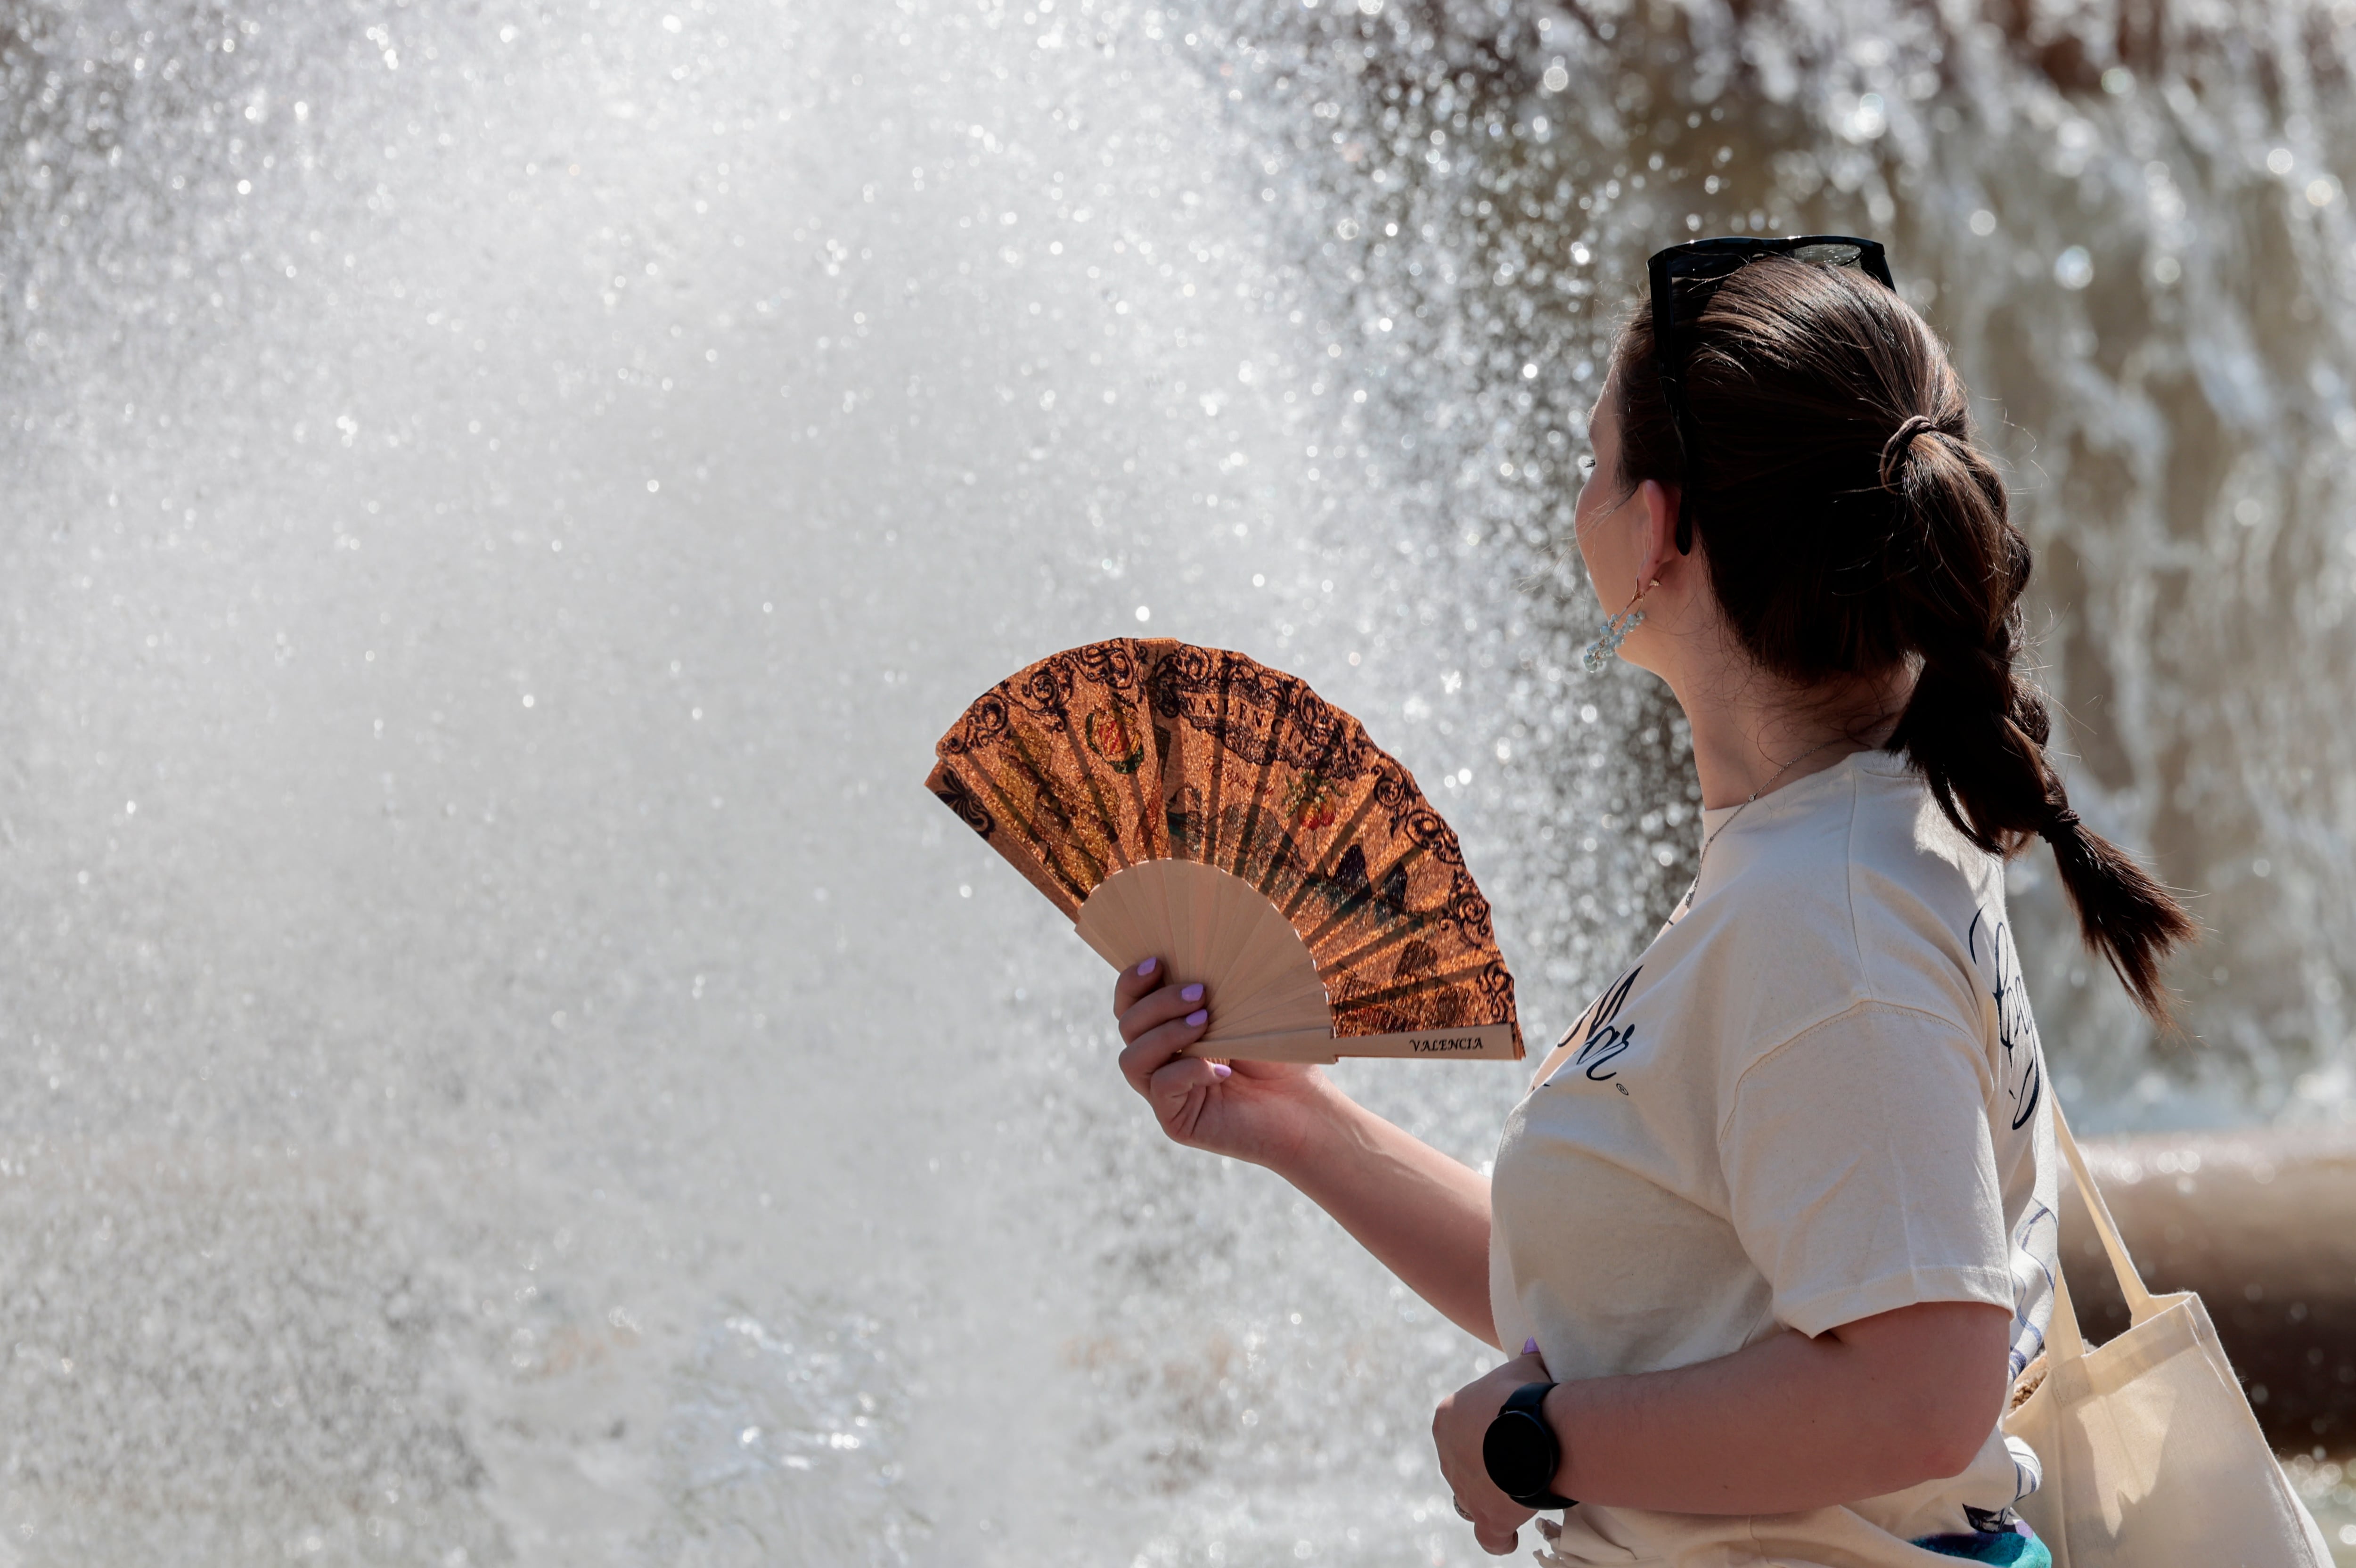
left=2, top=1, right=2352, bottom=1563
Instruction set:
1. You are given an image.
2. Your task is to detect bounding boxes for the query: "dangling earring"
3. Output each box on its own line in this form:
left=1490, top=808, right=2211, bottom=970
left=1582, top=579, right=1658, bottom=675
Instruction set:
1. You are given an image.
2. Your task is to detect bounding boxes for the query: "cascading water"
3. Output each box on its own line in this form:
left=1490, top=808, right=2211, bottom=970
left=0, top=1, right=2350, bottom=1564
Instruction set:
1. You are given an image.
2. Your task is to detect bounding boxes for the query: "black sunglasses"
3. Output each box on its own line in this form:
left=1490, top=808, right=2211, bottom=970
left=1647, top=235, right=1898, bottom=553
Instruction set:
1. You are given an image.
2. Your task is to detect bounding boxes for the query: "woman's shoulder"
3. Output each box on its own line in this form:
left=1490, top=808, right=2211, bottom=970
left=1699, top=753, right=1998, bottom=1037
left=1841, top=753, right=2008, bottom=914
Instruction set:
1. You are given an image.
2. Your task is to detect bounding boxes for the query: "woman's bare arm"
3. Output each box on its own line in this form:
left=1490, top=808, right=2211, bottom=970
left=1545, top=1300, right=2013, bottom=1510
left=1435, top=1300, right=2014, bottom=1553
left=1273, top=1078, right=1498, bottom=1346
left=1113, top=959, right=1498, bottom=1346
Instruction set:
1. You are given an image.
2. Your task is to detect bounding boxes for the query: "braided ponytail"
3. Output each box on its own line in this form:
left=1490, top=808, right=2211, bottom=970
left=1880, top=416, right=2196, bottom=1018
left=1611, top=258, right=2195, bottom=1020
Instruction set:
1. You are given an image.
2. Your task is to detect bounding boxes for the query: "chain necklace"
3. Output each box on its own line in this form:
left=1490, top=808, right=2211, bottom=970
left=1676, top=735, right=1857, bottom=914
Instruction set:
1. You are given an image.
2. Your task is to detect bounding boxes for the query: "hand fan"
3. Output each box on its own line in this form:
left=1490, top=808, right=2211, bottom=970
left=924, top=639, right=1522, bottom=1062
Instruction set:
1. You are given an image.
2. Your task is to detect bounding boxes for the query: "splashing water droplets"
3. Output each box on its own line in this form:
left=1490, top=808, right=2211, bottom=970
left=0, top=0, right=2351, bottom=1560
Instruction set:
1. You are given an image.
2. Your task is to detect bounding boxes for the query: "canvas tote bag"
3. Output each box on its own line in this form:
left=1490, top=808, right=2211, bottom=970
left=2004, top=1103, right=2335, bottom=1568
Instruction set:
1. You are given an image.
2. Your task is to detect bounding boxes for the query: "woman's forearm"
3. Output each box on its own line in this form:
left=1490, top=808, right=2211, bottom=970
left=1544, top=1300, right=2012, bottom=1514
left=1270, top=1079, right=1497, bottom=1346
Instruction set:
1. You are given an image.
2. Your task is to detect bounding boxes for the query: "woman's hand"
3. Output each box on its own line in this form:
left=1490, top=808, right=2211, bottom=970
left=1113, top=957, right=1338, bottom=1171
left=1433, top=1348, right=1547, bottom=1556
left=1112, top=958, right=1501, bottom=1345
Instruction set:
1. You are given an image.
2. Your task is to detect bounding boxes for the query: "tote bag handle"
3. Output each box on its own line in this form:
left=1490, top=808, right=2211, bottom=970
left=2047, top=1102, right=2166, bottom=1329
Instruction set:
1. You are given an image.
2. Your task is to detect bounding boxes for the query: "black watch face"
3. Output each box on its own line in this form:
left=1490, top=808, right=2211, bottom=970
left=1481, top=1410, right=1554, bottom=1500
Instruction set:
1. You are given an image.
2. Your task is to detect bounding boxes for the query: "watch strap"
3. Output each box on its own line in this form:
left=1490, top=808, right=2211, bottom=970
left=1487, top=1381, right=1577, bottom=1510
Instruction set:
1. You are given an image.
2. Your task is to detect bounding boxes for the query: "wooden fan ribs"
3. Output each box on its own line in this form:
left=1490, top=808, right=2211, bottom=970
left=928, top=638, right=1522, bottom=1061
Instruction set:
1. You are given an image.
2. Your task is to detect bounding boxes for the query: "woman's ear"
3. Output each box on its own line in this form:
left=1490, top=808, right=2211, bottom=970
left=1634, top=478, right=1685, bottom=589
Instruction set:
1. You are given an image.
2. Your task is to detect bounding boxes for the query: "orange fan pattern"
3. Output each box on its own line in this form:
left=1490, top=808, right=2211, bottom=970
left=924, top=638, right=1522, bottom=1059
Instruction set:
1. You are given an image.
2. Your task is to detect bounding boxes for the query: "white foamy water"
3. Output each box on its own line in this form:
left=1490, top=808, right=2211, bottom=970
left=0, top=0, right=2350, bottom=1563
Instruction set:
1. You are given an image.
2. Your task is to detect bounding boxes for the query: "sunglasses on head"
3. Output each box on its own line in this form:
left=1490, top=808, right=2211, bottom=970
left=1646, top=235, right=1898, bottom=552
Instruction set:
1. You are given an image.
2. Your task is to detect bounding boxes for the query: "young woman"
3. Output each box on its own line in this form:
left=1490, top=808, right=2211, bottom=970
left=1108, top=240, right=2193, bottom=1567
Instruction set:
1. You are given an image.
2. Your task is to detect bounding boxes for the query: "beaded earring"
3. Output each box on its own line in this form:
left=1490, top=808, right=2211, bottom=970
left=1581, top=579, right=1658, bottom=675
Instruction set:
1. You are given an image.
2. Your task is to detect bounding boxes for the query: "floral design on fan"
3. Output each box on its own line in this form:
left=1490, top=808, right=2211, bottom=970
left=1284, top=772, right=1339, bottom=830
left=1085, top=710, right=1147, bottom=774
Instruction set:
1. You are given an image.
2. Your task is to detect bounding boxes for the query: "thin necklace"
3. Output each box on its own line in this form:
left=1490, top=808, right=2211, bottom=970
left=1677, top=735, right=1855, bottom=913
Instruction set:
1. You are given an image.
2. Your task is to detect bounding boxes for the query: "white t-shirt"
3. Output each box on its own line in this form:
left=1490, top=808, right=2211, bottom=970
left=1489, top=750, right=2058, bottom=1567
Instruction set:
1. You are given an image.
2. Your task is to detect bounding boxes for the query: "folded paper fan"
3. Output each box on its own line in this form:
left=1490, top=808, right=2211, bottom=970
left=924, top=639, right=1522, bottom=1062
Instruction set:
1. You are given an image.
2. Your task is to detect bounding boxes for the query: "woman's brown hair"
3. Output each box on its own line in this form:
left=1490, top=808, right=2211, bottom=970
left=1610, top=257, right=2195, bottom=1019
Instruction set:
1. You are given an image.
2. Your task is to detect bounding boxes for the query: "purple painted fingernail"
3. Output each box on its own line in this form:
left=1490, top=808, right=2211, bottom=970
left=1181, top=983, right=1204, bottom=1003
left=1186, top=1008, right=1208, bottom=1027
left=1137, top=957, right=1157, bottom=977
left=1211, top=1063, right=1232, bottom=1080
left=1522, top=1338, right=1539, bottom=1356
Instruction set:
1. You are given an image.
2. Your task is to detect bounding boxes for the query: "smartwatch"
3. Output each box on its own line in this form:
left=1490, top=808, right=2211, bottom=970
left=1481, top=1381, right=1577, bottom=1510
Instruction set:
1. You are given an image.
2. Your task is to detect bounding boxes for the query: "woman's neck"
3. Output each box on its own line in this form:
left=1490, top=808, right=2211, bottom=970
left=1603, top=540, right=1915, bottom=810
left=1667, top=660, right=1912, bottom=812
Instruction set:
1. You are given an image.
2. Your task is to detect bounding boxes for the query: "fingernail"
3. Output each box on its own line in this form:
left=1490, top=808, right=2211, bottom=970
left=1137, top=957, right=1157, bottom=977
left=1211, top=1063, right=1232, bottom=1080
left=1181, top=983, right=1204, bottom=1003
left=1522, top=1338, right=1539, bottom=1356
left=1186, top=1009, right=1208, bottom=1027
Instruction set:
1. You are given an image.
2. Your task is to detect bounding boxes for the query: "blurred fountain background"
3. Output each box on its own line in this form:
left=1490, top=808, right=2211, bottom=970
left=1, top=0, right=2352, bottom=1563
